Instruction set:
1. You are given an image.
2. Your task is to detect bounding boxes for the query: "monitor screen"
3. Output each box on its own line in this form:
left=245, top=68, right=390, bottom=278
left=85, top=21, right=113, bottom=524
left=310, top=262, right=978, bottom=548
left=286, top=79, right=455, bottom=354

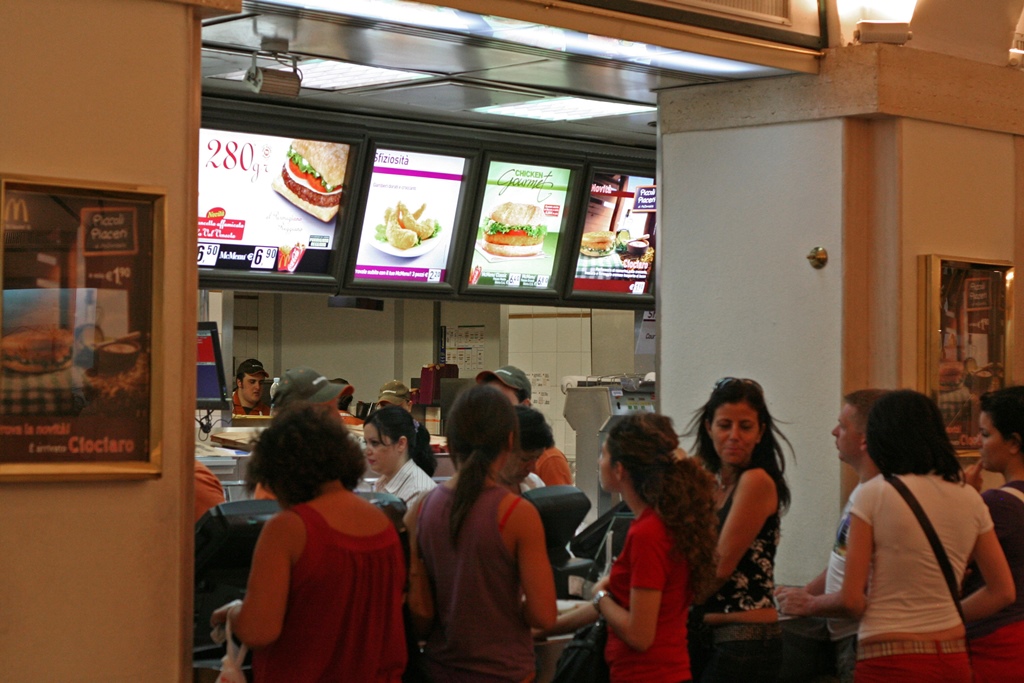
left=350, top=147, right=469, bottom=286
left=197, top=128, right=354, bottom=277
left=571, top=171, right=656, bottom=297
left=465, top=159, right=574, bottom=291
left=196, top=322, right=230, bottom=410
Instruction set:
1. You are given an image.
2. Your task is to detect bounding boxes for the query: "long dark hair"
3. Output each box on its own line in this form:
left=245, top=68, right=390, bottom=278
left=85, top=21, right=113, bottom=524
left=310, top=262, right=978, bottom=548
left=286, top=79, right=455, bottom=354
left=445, top=384, right=519, bottom=544
left=687, top=378, right=792, bottom=512
left=364, top=405, right=437, bottom=476
left=866, top=389, right=963, bottom=483
left=606, top=413, right=719, bottom=601
left=979, top=386, right=1024, bottom=445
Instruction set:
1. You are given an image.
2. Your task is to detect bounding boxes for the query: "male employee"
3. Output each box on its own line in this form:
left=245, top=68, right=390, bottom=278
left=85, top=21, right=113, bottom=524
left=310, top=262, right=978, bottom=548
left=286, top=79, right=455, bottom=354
left=376, top=380, right=413, bottom=412
left=232, top=358, right=271, bottom=416
left=775, top=389, right=888, bottom=683
left=476, top=365, right=573, bottom=486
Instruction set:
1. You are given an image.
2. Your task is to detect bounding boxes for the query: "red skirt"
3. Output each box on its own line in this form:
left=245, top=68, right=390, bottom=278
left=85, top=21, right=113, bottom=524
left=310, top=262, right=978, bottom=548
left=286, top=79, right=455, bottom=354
left=855, top=650, right=971, bottom=683
left=969, top=620, right=1024, bottom=683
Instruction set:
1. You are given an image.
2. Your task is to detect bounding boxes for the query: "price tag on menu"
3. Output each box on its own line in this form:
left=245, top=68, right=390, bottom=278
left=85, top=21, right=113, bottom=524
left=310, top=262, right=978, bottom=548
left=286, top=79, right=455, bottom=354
left=197, top=242, right=220, bottom=267
left=251, top=246, right=279, bottom=270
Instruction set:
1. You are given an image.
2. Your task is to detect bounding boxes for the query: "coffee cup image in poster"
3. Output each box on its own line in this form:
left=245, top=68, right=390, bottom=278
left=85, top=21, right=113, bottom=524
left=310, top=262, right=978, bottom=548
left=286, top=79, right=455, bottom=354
left=469, top=161, right=572, bottom=288
left=353, top=149, right=466, bottom=284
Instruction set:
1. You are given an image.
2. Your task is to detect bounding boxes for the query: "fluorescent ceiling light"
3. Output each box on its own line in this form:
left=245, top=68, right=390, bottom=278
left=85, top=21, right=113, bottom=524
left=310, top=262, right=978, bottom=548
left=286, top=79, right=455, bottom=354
left=214, top=58, right=431, bottom=91
left=263, top=0, right=786, bottom=78
left=474, top=97, right=656, bottom=122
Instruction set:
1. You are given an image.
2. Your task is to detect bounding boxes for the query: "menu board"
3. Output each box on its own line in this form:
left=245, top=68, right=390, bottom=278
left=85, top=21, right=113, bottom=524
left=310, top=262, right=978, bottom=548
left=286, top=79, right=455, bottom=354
left=197, top=128, right=352, bottom=275
left=465, top=160, right=573, bottom=290
left=352, top=148, right=467, bottom=285
left=572, top=172, right=656, bottom=296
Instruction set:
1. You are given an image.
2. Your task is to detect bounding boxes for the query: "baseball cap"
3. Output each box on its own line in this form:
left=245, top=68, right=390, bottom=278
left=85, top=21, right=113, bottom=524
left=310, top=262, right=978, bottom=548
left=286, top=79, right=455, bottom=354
left=236, top=358, right=269, bottom=379
left=377, top=380, right=411, bottom=405
left=273, top=367, right=344, bottom=409
left=476, top=365, right=532, bottom=400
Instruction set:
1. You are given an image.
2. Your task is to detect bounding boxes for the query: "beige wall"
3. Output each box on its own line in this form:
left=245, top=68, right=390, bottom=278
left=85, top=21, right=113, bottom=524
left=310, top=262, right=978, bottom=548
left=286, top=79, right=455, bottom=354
left=0, top=0, right=202, bottom=680
left=658, top=119, right=846, bottom=586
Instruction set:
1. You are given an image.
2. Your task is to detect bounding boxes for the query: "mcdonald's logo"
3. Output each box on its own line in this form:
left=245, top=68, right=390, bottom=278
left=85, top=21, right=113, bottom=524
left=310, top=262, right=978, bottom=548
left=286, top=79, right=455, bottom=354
left=3, top=197, right=30, bottom=225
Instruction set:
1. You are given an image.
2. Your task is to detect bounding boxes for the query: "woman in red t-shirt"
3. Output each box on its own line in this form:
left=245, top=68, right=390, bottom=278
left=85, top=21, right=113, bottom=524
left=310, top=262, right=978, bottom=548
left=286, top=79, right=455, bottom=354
left=211, top=403, right=407, bottom=683
left=540, top=413, right=718, bottom=682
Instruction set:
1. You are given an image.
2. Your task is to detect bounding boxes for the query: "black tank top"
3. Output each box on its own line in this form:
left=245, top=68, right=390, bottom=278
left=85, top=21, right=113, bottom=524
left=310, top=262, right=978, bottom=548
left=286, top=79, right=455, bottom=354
left=703, top=468, right=780, bottom=614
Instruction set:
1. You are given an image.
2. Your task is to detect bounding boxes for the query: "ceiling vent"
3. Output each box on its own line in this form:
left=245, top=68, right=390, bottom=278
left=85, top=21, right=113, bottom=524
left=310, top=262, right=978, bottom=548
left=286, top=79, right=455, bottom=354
left=658, top=0, right=788, bottom=22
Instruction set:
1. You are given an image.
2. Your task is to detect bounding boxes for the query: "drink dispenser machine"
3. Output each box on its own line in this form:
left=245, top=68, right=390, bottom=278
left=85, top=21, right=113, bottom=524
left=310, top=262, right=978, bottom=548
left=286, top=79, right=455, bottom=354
left=563, top=376, right=656, bottom=525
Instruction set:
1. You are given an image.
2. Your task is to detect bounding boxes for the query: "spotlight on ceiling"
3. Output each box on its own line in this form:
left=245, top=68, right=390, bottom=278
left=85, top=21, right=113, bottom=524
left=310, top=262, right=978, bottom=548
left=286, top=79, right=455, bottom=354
left=244, top=52, right=303, bottom=97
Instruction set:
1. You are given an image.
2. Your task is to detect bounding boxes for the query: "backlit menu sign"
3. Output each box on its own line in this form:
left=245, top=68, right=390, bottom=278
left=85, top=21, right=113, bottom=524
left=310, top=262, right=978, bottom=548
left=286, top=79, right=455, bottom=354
left=573, top=173, right=656, bottom=296
left=466, top=160, right=572, bottom=289
left=352, top=148, right=467, bottom=285
left=197, top=128, right=352, bottom=275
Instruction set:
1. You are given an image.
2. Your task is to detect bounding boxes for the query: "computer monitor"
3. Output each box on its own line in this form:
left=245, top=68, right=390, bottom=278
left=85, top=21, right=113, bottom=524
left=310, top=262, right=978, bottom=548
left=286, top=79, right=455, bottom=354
left=196, top=322, right=230, bottom=410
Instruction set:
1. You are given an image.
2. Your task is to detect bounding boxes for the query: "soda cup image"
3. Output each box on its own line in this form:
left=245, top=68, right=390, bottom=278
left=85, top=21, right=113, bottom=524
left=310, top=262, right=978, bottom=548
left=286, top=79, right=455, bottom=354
left=277, top=243, right=307, bottom=273
left=469, top=265, right=482, bottom=285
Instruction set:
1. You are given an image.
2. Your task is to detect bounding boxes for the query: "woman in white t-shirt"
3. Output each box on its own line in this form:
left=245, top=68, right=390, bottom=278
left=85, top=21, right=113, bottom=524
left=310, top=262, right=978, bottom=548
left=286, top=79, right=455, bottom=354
left=364, top=406, right=437, bottom=504
left=838, top=390, right=1014, bottom=683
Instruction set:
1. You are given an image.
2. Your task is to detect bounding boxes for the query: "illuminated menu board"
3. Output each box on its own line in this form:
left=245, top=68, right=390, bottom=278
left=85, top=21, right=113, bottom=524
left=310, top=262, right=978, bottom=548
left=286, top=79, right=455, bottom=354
left=352, top=148, right=467, bottom=285
left=572, top=172, right=656, bottom=296
left=465, top=160, right=573, bottom=290
left=197, top=129, right=352, bottom=275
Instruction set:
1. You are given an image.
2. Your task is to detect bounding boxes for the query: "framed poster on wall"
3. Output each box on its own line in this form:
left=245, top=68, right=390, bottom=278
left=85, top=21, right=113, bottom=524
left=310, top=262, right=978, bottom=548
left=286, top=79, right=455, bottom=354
left=0, top=177, right=162, bottom=480
left=919, top=255, right=1014, bottom=454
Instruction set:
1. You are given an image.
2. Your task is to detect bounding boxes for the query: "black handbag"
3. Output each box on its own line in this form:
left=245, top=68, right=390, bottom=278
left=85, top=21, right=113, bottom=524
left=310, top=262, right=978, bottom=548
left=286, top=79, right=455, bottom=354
left=550, top=619, right=610, bottom=683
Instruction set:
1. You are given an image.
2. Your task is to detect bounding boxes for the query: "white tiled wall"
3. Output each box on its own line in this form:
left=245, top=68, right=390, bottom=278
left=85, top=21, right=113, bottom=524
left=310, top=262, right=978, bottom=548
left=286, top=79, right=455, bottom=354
left=507, top=306, right=593, bottom=467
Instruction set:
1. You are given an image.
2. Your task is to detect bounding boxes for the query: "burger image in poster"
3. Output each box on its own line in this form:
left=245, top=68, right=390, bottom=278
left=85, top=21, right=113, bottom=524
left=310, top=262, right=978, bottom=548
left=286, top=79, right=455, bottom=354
left=1, top=326, right=73, bottom=374
left=270, top=139, right=349, bottom=222
left=479, top=202, right=547, bottom=258
left=579, top=231, right=615, bottom=258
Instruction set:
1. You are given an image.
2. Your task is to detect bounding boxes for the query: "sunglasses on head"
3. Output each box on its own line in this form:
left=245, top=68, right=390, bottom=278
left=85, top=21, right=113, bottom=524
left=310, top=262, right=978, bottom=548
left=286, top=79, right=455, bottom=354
left=713, top=377, right=764, bottom=394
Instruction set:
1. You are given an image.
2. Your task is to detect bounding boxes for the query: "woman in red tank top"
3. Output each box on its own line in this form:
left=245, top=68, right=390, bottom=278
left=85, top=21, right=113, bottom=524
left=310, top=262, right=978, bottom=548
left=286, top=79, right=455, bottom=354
left=211, top=403, right=407, bottom=682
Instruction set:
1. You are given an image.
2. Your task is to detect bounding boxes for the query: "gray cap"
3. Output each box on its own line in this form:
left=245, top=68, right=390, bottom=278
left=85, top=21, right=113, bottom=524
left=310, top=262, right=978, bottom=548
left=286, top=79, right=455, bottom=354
left=273, top=367, right=343, bottom=409
left=476, top=365, right=532, bottom=400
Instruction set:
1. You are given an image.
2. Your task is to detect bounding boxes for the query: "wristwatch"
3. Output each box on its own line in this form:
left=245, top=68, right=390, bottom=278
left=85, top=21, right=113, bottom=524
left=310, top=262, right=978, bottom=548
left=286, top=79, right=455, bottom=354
left=591, top=590, right=609, bottom=611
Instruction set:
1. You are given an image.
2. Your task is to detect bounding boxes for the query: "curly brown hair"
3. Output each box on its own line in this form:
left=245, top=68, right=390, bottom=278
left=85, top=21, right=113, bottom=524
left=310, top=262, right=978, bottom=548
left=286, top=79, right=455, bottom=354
left=605, top=413, right=719, bottom=602
left=246, top=403, right=365, bottom=507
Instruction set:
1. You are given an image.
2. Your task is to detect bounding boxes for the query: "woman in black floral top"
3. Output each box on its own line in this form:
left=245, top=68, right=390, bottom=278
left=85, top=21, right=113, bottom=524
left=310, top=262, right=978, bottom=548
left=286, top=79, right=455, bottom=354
left=686, top=377, right=792, bottom=682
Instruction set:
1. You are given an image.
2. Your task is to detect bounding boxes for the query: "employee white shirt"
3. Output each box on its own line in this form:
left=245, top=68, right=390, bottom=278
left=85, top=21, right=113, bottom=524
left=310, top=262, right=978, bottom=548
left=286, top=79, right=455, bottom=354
left=374, top=458, right=437, bottom=504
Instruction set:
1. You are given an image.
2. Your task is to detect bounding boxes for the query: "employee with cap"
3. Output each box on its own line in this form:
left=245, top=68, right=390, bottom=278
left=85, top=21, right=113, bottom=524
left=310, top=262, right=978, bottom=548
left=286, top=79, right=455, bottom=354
left=233, top=358, right=271, bottom=416
left=476, top=365, right=574, bottom=486
left=376, top=379, right=413, bottom=412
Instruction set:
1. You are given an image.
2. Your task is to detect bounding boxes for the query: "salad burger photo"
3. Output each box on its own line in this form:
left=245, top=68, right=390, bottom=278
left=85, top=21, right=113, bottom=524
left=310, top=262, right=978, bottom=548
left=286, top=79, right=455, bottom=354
left=579, top=230, right=615, bottom=258
left=480, top=201, right=547, bottom=258
left=271, top=139, right=349, bottom=222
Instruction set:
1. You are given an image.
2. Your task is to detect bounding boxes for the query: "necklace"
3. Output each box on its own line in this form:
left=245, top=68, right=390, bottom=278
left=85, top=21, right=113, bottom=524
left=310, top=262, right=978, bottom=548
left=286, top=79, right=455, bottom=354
left=716, top=474, right=734, bottom=491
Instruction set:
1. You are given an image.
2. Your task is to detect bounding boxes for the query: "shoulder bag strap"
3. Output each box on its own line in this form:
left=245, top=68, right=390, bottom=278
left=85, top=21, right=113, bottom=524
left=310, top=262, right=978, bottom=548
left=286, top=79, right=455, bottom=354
left=885, top=474, right=965, bottom=623
left=1000, top=483, right=1024, bottom=505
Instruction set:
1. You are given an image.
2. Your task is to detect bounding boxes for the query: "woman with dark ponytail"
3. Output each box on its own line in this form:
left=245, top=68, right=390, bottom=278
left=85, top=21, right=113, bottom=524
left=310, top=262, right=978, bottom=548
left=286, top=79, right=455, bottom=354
left=364, top=406, right=437, bottom=504
left=405, top=384, right=556, bottom=682
left=539, top=412, right=719, bottom=682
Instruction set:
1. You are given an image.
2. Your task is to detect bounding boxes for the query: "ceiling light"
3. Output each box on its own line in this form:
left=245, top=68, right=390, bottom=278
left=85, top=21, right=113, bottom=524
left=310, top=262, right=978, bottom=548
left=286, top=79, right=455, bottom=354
left=294, top=59, right=432, bottom=90
left=853, top=20, right=912, bottom=45
left=473, top=97, right=656, bottom=122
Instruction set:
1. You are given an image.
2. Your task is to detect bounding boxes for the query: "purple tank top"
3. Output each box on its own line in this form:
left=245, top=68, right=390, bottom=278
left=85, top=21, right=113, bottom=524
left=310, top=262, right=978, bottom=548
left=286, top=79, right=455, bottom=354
left=417, top=484, right=534, bottom=682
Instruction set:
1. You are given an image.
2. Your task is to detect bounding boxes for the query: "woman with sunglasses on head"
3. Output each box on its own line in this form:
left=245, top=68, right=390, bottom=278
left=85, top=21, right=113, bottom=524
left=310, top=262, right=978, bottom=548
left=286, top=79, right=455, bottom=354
left=686, top=377, right=791, bottom=683
left=960, top=387, right=1024, bottom=683
left=836, top=390, right=1013, bottom=683
left=537, top=412, right=718, bottom=682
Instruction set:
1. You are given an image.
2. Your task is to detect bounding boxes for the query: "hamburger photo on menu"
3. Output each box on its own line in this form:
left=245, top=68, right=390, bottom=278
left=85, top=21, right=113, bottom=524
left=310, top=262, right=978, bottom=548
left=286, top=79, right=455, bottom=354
left=579, top=231, right=615, bottom=258
left=1, top=326, right=74, bottom=374
left=480, top=201, right=547, bottom=258
left=271, top=139, right=349, bottom=222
